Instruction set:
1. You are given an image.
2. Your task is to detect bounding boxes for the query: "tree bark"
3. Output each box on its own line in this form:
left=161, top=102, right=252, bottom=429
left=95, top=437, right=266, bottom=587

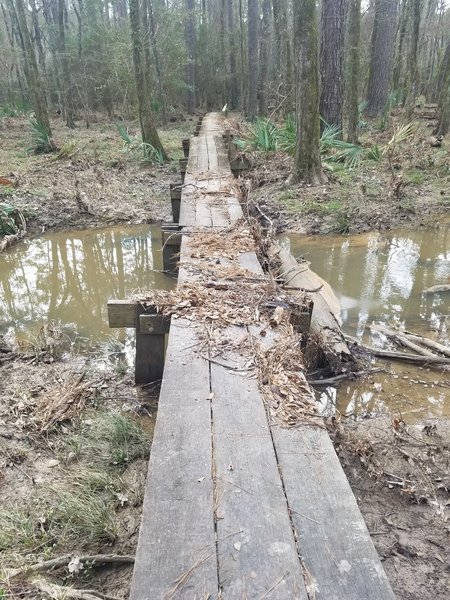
left=433, top=41, right=450, bottom=135
left=345, top=0, right=361, bottom=143
left=58, top=0, right=75, bottom=128
left=129, top=0, right=167, bottom=158
left=227, top=0, right=239, bottom=108
left=14, top=0, right=52, bottom=141
left=247, top=0, right=258, bottom=119
left=185, top=0, right=196, bottom=113
left=366, top=0, right=399, bottom=117
left=289, top=0, right=327, bottom=185
left=258, top=0, right=271, bottom=115
left=319, top=0, right=345, bottom=130
left=405, top=0, right=422, bottom=120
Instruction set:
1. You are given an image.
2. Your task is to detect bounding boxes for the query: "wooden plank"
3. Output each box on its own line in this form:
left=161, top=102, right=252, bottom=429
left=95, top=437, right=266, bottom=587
left=139, top=314, right=171, bottom=334
left=130, top=320, right=219, bottom=599
left=272, top=426, right=396, bottom=600
left=210, top=330, right=309, bottom=599
left=107, top=299, right=136, bottom=328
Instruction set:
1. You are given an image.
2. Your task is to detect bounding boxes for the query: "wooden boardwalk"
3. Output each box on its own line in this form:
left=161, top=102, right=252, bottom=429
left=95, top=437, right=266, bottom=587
left=124, top=114, right=395, bottom=600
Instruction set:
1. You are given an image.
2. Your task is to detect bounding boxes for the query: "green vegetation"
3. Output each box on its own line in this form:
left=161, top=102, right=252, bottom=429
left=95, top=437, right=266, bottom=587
left=0, top=202, right=26, bottom=237
left=117, top=123, right=165, bottom=163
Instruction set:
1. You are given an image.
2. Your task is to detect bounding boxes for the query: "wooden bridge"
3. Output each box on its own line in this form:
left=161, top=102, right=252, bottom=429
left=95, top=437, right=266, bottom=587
left=108, top=114, right=395, bottom=600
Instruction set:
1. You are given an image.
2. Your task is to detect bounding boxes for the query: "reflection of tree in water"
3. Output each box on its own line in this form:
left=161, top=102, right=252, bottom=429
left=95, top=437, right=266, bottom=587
left=0, top=226, right=171, bottom=344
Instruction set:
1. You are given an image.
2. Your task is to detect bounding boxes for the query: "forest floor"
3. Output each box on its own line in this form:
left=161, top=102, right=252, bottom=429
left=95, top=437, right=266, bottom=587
left=0, top=111, right=449, bottom=599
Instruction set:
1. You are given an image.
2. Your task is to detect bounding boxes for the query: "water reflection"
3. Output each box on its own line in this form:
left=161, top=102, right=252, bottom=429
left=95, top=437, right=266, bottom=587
left=0, top=225, right=174, bottom=347
left=284, top=227, right=450, bottom=421
left=284, top=228, right=450, bottom=342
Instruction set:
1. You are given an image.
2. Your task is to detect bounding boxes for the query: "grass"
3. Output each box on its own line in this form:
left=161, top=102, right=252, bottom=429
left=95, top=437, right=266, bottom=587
left=52, top=484, right=117, bottom=545
left=0, top=506, right=54, bottom=553
left=64, top=410, right=149, bottom=468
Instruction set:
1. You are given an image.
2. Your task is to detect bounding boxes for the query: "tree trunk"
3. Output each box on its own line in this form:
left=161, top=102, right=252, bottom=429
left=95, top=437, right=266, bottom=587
left=58, top=0, right=75, bottom=128
left=405, top=0, right=422, bottom=120
left=366, top=0, right=399, bottom=117
left=227, top=0, right=239, bottom=108
left=185, top=0, right=196, bottom=113
left=392, top=0, right=409, bottom=98
left=433, top=41, right=450, bottom=135
left=14, top=0, right=52, bottom=141
left=345, top=0, right=361, bottom=143
left=247, top=0, right=258, bottom=119
left=258, top=0, right=271, bottom=115
left=129, top=0, right=167, bottom=158
left=272, top=0, right=292, bottom=111
left=147, top=0, right=167, bottom=123
left=288, top=0, right=327, bottom=185
left=319, top=0, right=345, bottom=130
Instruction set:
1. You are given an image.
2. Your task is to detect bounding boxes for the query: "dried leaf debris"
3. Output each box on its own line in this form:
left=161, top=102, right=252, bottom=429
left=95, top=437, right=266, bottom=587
left=135, top=224, right=318, bottom=426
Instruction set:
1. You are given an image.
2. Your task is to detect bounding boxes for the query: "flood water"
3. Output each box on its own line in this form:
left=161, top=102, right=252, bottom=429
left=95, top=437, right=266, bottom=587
left=284, top=226, right=450, bottom=421
left=0, top=225, right=174, bottom=357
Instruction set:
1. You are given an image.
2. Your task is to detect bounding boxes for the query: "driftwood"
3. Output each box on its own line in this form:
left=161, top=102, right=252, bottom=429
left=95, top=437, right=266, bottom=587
left=7, top=554, right=135, bottom=579
left=403, top=332, right=450, bottom=358
left=372, top=324, right=436, bottom=357
left=346, top=336, right=450, bottom=366
left=271, top=244, right=358, bottom=374
left=423, top=284, right=450, bottom=294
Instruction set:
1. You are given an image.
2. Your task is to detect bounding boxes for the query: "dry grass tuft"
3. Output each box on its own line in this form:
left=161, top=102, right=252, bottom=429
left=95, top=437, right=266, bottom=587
left=34, top=372, right=91, bottom=432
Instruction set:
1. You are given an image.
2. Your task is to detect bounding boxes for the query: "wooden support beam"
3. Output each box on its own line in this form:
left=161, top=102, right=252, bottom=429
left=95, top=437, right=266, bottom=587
left=179, top=158, right=188, bottom=183
left=169, top=183, right=181, bottom=223
left=107, top=299, right=137, bottom=328
left=135, top=305, right=166, bottom=384
left=139, top=314, right=171, bottom=334
left=181, top=138, right=190, bottom=157
left=161, top=227, right=182, bottom=273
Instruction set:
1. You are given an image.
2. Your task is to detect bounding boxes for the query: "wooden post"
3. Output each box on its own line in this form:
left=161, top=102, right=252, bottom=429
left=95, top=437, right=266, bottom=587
left=169, top=183, right=181, bottom=223
left=107, top=300, right=171, bottom=385
left=181, top=138, right=190, bottom=157
left=161, top=225, right=182, bottom=273
left=135, top=306, right=169, bottom=384
left=179, top=158, right=188, bottom=183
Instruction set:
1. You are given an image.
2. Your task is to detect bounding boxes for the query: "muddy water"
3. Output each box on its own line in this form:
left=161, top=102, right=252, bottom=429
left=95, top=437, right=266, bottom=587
left=0, top=225, right=174, bottom=356
left=284, top=227, right=450, bottom=421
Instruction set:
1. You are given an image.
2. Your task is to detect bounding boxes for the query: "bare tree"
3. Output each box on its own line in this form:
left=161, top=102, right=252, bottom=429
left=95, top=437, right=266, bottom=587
left=366, top=0, right=399, bottom=116
left=320, top=0, right=345, bottom=130
left=185, top=0, right=196, bottom=113
left=288, top=0, right=327, bottom=185
left=434, top=40, right=450, bottom=135
left=129, top=0, right=167, bottom=157
left=14, top=0, right=52, bottom=142
left=345, top=0, right=362, bottom=143
left=247, top=0, right=258, bottom=119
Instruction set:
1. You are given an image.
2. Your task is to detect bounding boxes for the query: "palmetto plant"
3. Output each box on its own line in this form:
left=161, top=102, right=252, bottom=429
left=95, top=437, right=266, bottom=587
left=116, top=123, right=165, bottom=164
left=0, top=202, right=26, bottom=237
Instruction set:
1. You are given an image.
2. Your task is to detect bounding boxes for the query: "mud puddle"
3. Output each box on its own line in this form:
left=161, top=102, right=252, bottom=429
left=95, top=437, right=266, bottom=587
left=0, top=224, right=175, bottom=364
left=284, top=226, right=450, bottom=421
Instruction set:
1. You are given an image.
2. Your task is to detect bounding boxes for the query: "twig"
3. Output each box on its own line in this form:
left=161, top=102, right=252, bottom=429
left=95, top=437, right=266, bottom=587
left=32, top=578, right=121, bottom=600
left=8, top=554, right=135, bottom=579
left=308, top=368, right=383, bottom=386
left=258, top=573, right=286, bottom=599
left=12, top=463, right=36, bottom=484
left=289, top=508, right=320, bottom=525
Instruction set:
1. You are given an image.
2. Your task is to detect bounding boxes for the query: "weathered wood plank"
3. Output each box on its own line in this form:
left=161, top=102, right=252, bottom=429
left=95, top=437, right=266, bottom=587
left=139, top=314, right=171, bottom=334
left=211, top=331, right=309, bottom=599
left=107, top=299, right=136, bottom=328
left=135, top=304, right=166, bottom=383
left=130, top=320, right=218, bottom=599
left=272, top=426, right=396, bottom=600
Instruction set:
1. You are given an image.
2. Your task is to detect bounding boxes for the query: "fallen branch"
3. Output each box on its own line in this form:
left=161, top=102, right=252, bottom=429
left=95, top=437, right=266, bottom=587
left=32, top=578, right=121, bottom=600
left=308, top=368, right=384, bottom=386
left=372, top=324, right=436, bottom=357
left=403, top=331, right=450, bottom=358
left=346, top=336, right=450, bottom=366
left=8, top=554, right=135, bottom=579
left=423, top=284, right=450, bottom=294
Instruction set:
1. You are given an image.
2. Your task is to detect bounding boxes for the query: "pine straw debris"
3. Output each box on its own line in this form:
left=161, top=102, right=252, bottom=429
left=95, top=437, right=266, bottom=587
left=32, top=372, right=91, bottom=432
left=135, top=226, right=319, bottom=426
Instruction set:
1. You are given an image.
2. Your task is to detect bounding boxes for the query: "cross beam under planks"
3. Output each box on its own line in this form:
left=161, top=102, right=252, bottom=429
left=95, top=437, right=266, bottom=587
left=107, top=300, right=170, bottom=384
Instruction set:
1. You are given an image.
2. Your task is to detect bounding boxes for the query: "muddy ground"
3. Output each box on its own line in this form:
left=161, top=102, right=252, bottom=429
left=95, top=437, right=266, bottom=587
left=1, top=112, right=449, bottom=599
